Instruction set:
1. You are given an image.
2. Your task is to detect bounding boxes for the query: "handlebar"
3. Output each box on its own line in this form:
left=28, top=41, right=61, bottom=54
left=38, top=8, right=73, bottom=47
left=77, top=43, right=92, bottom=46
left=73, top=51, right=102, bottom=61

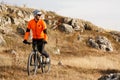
left=23, top=40, right=32, bottom=45
left=27, top=42, right=31, bottom=45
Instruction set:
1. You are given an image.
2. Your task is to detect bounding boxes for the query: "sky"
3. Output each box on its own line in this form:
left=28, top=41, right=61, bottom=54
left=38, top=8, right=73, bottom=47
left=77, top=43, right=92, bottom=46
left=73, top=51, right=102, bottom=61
left=1, top=0, right=120, bottom=31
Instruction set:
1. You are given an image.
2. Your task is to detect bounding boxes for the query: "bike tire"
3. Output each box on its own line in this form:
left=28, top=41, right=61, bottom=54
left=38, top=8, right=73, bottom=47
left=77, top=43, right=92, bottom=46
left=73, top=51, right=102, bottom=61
left=41, top=56, right=51, bottom=73
left=27, top=51, right=38, bottom=75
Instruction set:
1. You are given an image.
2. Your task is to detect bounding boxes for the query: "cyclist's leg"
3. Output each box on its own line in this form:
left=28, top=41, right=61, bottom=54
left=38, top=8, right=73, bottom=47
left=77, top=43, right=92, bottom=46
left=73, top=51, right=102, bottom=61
left=37, top=40, right=51, bottom=72
left=32, top=39, right=38, bottom=62
left=37, top=41, right=49, bottom=58
left=32, top=39, right=37, bottom=51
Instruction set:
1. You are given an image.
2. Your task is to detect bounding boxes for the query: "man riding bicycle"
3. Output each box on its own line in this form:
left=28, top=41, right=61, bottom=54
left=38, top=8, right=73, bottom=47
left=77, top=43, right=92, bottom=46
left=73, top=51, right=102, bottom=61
left=23, top=10, right=50, bottom=63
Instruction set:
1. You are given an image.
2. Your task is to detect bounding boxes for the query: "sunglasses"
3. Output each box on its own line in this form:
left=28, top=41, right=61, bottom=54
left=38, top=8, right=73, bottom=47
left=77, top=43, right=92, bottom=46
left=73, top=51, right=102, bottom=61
left=37, top=14, right=42, bottom=16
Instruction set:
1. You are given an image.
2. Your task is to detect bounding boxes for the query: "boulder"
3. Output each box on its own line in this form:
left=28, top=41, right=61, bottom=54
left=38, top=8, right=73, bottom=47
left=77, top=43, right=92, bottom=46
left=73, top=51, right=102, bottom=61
left=16, top=27, right=25, bottom=35
left=98, top=73, right=120, bottom=80
left=110, top=31, right=120, bottom=42
left=59, top=23, right=74, bottom=33
left=88, top=38, right=99, bottom=49
left=87, top=36, right=113, bottom=51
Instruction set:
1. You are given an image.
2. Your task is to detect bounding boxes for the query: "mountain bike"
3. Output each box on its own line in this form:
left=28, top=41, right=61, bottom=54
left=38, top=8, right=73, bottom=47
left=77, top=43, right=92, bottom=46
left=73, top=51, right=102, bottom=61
left=26, top=42, right=51, bottom=75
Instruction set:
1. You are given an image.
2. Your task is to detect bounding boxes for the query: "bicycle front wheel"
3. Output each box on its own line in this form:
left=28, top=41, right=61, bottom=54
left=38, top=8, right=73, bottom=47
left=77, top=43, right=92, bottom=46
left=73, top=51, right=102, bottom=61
left=27, top=51, right=38, bottom=75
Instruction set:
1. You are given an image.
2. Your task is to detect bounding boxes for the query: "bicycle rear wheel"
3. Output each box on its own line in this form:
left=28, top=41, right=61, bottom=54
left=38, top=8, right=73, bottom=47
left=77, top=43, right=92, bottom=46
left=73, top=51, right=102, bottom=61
left=40, top=56, right=51, bottom=73
left=27, top=51, right=38, bottom=75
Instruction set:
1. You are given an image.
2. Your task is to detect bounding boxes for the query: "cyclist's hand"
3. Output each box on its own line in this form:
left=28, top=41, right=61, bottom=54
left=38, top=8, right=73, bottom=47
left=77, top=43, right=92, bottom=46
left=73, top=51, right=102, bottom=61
left=23, top=40, right=30, bottom=45
left=43, top=40, right=47, bottom=44
left=23, top=40, right=27, bottom=44
left=44, top=41, right=47, bottom=44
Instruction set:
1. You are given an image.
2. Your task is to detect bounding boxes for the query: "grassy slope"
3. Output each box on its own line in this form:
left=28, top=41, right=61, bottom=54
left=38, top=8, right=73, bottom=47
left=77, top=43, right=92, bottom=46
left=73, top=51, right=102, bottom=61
left=0, top=29, right=120, bottom=80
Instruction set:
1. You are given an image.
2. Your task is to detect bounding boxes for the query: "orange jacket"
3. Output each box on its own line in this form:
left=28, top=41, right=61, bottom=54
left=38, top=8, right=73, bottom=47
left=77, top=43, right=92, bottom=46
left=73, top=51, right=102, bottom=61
left=24, top=19, right=48, bottom=41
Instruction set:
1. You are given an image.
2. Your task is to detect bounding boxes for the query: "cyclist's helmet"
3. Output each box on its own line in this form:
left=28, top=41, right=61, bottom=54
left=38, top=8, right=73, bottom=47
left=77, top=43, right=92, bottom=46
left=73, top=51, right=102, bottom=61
left=33, top=10, right=42, bottom=16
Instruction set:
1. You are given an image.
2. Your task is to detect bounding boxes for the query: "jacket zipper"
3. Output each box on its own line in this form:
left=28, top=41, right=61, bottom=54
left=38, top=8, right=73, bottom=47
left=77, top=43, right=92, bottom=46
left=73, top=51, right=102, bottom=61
left=35, top=21, right=37, bottom=39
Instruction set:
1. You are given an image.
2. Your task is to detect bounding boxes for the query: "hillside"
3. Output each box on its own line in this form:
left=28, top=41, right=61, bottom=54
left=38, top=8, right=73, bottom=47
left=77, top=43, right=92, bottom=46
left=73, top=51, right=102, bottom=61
left=0, top=3, right=120, bottom=80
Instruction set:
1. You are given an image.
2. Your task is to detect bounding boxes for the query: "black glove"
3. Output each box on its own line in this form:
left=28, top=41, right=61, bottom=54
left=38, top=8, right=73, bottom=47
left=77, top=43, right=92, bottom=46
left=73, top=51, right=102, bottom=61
left=23, top=40, right=30, bottom=44
left=42, top=39, right=47, bottom=44
left=44, top=40, right=47, bottom=44
left=23, top=40, right=27, bottom=44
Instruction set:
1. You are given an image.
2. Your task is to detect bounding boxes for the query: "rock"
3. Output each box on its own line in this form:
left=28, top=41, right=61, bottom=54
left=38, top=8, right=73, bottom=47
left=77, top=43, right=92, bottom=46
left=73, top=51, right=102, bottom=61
left=0, top=16, right=12, bottom=25
left=96, top=36, right=113, bottom=51
left=16, top=27, right=25, bottom=35
left=11, top=49, right=17, bottom=54
left=45, top=20, right=52, bottom=25
left=84, top=24, right=92, bottom=30
left=110, top=31, right=120, bottom=37
left=110, top=31, right=120, bottom=42
left=87, top=36, right=113, bottom=51
left=59, top=23, right=74, bottom=33
left=0, top=26, right=13, bottom=34
left=0, top=4, right=33, bottom=27
left=77, top=34, right=81, bottom=40
left=0, top=4, right=8, bottom=13
left=17, top=10, right=24, bottom=17
left=3, top=49, right=17, bottom=55
left=71, top=19, right=81, bottom=31
left=0, top=35, right=6, bottom=46
left=54, top=48, right=60, bottom=54
left=88, top=38, right=99, bottom=49
left=98, top=73, right=120, bottom=80
left=63, top=17, right=72, bottom=24
left=58, top=61, right=63, bottom=66
left=0, top=29, right=5, bottom=34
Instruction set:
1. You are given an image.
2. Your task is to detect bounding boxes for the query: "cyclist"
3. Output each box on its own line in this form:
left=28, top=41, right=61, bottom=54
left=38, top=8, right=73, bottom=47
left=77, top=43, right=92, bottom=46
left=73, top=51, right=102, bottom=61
left=23, top=10, right=50, bottom=63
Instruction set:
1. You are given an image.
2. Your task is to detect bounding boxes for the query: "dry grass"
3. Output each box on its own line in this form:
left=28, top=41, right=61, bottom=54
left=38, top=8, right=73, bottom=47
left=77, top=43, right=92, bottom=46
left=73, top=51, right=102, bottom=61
left=0, top=54, right=12, bottom=66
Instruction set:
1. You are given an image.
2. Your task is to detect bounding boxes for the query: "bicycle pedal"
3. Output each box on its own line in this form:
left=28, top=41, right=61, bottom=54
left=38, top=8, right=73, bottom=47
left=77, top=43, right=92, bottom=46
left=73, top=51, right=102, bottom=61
left=45, top=61, right=50, bottom=64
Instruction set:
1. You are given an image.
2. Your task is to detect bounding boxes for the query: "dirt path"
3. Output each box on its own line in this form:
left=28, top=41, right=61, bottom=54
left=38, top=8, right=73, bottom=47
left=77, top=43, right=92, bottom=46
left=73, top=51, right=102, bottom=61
left=1, top=51, right=120, bottom=80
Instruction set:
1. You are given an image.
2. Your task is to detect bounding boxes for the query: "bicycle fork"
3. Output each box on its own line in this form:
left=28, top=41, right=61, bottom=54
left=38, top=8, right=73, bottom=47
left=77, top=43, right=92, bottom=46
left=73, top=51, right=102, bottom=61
left=33, top=51, right=38, bottom=75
